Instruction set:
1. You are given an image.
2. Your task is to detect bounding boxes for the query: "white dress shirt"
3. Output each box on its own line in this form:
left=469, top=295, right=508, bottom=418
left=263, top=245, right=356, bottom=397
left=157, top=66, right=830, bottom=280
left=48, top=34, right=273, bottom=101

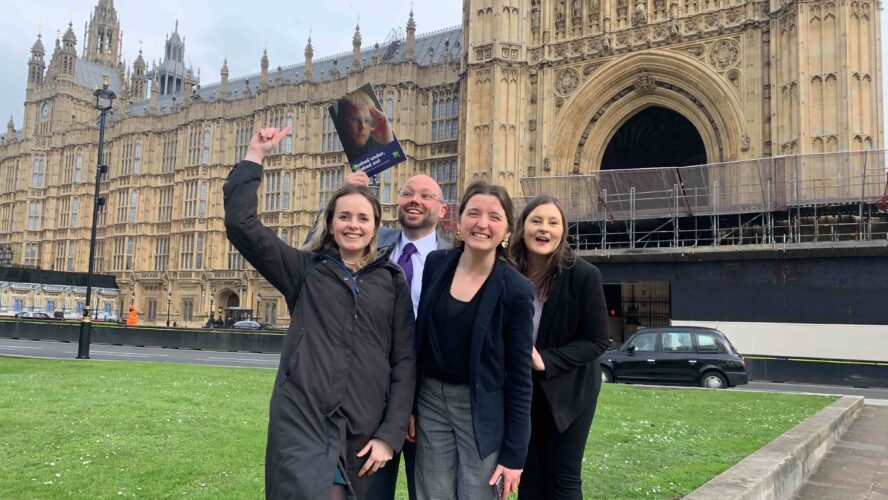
left=390, top=231, right=439, bottom=318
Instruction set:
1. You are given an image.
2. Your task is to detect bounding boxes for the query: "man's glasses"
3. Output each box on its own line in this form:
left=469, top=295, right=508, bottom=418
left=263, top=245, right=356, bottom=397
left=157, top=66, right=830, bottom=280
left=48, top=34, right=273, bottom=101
left=349, top=116, right=376, bottom=128
left=400, top=191, right=439, bottom=202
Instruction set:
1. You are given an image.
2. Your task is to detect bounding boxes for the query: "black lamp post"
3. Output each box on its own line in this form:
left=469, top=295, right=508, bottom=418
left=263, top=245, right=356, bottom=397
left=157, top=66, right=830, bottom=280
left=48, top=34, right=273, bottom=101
left=166, top=292, right=172, bottom=327
left=77, top=75, right=114, bottom=359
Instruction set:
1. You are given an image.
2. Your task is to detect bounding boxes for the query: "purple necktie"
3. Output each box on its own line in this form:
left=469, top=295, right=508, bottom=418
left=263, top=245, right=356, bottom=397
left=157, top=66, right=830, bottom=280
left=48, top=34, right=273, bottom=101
left=397, top=243, right=417, bottom=290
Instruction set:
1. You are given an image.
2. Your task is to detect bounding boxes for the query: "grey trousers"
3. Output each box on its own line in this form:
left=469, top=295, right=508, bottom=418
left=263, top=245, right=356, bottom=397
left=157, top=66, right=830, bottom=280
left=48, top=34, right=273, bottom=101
left=415, top=377, right=499, bottom=500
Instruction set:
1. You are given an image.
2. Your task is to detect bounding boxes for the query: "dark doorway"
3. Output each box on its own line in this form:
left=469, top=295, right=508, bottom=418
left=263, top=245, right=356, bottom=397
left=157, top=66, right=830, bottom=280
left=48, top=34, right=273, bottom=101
left=601, top=106, right=707, bottom=170
left=226, top=294, right=240, bottom=308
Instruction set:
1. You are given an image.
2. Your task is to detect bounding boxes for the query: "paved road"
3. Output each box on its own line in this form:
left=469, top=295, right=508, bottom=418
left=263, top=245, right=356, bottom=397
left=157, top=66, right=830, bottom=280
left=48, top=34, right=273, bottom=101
left=0, top=338, right=278, bottom=369
left=3, top=338, right=888, bottom=403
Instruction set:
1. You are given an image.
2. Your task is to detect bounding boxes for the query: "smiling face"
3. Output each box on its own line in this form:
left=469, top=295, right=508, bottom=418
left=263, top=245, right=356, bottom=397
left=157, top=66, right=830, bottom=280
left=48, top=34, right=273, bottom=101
left=330, top=193, right=376, bottom=262
left=522, top=203, right=565, bottom=258
left=398, top=175, right=448, bottom=236
left=458, top=194, right=511, bottom=254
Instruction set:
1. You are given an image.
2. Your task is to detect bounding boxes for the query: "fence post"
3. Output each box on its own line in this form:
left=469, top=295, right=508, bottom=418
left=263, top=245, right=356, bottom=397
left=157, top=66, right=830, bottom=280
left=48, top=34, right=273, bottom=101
left=630, top=187, right=636, bottom=249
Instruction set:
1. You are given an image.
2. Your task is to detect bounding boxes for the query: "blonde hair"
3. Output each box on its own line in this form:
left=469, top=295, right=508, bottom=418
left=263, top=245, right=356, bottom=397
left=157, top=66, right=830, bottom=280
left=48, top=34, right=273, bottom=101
left=303, top=183, right=381, bottom=269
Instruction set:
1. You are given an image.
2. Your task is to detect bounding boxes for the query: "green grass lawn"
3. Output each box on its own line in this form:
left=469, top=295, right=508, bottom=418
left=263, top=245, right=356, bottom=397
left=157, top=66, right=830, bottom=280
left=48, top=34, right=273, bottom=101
left=0, top=357, right=835, bottom=499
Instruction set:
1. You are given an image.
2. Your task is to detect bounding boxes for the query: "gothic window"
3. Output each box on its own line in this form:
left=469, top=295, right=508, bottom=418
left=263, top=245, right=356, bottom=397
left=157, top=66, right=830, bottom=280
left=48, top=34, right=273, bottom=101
left=31, top=155, right=45, bottom=188
left=27, top=201, right=42, bottom=230
left=116, top=190, right=129, bottom=223
left=202, top=129, right=211, bottom=165
left=93, top=241, right=104, bottom=273
left=70, top=197, right=79, bottom=227
left=24, top=242, right=39, bottom=267
left=318, top=168, right=343, bottom=209
left=382, top=168, right=392, bottom=203
left=133, top=139, right=142, bottom=174
left=187, top=127, right=202, bottom=165
left=55, top=241, right=66, bottom=271
left=113, top=237, right=125, bottom=270
left=430, top=159, right=458, bottom=202
left=228, top=242, right=245, bottom=270
left=286, top=114, right=294, bottom=154
left=184, top=180, right=198, bottom=218
left=264, top=171, right=281, bottom=211
left=322, top=113, right=342, bottom=153
left=67, top=241, right=76, bottom=272
left=155, top=237, right=170, bottom=271
left=182, top=299, right=194, bottom=321
left=198, top=181, right=208, bottom=218
left=147, top=299, right=157, bottom=320
left=158, top=187, right=173, bottom=222
left=195, top=234, right=204, bottom=269
left=121, top=139, right=134, bottom=175
left=386, top=96, right=394, bottom=120
left=129, top=189, right=138, bottom=223
left=280, top=228, right=289, bottom=244
left=126, top=237, right=135, bottom=270
left=235, top=121, right=253, bottom=162
left=283, top=173, right=291, bottom=210
left=162, top=133, right=178, bottom=173
left=431, top=91, right=459, bottom=142
left=180, top=233, right=194, bottom=269
left=75, top=150, right=83, bottom=182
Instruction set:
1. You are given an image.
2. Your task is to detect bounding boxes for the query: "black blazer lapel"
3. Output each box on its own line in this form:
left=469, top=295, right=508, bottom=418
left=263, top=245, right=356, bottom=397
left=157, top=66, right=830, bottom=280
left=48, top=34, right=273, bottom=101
left=469, top=260, right=506, bottom=379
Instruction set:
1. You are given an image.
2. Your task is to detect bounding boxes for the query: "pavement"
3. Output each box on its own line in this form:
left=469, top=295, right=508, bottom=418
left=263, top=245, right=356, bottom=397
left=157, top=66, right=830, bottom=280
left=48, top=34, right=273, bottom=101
left=793, top=405, right=888, bottom=500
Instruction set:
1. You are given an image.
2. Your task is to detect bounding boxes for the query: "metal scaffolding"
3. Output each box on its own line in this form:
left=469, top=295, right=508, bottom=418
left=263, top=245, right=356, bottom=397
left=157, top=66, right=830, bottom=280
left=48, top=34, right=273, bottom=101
left=519, top=150, right=888, bottom=251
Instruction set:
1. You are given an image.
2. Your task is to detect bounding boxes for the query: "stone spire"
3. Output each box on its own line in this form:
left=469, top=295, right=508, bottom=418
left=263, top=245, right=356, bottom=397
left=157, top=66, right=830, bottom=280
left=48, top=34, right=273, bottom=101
left=220, top=58, right=229, bottom=98
left=28, top=33, right=46, bottom=89
left=372, top=42, right=380, bottom=65
left=6, top=116, right=15, bottom=142
left=130, top=47, right=147, bottom=100
left=85, top=0, right=121, bottom=65
left=183, top=69, right=194, bottom=104
left=406, top=9, right=416, bottom=61
left=351, top=22, right=362, bottom=72
left=260, top=49, right=269, bottom=91
left=149, top=67, right=159, bottom=113
left=303, top=35, right=313, bottom=82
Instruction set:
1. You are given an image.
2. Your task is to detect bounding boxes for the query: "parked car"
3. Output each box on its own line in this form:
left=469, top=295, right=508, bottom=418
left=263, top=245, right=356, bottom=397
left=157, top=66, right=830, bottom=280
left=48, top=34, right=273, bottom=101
left=600, top=327, right=748, bottom=389
left=232, top=320, right=262, bottom=330
left=14, top=311, right=55, bottom=320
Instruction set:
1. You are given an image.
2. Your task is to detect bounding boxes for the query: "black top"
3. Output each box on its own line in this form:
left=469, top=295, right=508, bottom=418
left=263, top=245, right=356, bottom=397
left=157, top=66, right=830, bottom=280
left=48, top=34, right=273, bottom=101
left=423, top=270, right=488, bottom=384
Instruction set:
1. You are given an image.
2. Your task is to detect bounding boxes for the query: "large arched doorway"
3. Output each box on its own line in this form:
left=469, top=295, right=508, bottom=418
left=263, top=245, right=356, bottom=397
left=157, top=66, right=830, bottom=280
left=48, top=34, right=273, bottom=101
left=601, top=106, right=707, bottom=170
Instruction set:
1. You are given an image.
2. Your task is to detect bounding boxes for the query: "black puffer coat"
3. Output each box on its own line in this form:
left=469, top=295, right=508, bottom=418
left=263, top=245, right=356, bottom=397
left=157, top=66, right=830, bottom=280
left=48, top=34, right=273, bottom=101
left=224, top=160, right=416, bottom=499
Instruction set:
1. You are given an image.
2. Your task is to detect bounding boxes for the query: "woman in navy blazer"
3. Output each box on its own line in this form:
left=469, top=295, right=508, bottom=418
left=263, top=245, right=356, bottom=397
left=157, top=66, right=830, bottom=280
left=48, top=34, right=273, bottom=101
left=509, top=195, right=611, bottom=500
left=412, top=181, right=534, bottom=500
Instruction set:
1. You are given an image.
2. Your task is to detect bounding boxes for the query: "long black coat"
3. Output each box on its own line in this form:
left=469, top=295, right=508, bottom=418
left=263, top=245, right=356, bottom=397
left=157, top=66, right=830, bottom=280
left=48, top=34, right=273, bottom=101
left=224, top=160, right=416, bottom=499
left=535, top=258, right=611, bottom=432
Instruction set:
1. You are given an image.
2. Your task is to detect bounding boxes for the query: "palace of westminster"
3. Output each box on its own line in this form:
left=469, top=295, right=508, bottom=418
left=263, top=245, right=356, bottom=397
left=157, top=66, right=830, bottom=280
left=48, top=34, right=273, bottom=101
left=0, top=0, right=881, bottom=327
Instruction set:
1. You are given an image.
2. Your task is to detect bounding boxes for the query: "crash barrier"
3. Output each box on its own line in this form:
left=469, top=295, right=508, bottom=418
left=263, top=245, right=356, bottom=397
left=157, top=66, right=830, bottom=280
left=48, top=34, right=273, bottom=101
left=0, top=318, right=284, bottom=353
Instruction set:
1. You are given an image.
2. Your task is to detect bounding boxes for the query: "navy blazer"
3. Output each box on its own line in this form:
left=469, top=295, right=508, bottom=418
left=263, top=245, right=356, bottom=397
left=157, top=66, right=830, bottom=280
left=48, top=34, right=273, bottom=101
left=415, top=248, right=535, bottom=469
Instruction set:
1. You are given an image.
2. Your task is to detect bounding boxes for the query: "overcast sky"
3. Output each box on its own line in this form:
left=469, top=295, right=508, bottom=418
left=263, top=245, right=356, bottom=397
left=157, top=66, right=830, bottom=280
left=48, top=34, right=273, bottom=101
left=1, top=0, right=886, bottom=143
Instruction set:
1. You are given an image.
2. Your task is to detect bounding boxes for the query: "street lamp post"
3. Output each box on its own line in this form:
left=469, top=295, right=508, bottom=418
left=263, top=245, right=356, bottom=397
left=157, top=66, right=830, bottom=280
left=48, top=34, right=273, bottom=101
left=77, top=75, right=115, bottom=359
left=166, top=293, right=172, bottom=327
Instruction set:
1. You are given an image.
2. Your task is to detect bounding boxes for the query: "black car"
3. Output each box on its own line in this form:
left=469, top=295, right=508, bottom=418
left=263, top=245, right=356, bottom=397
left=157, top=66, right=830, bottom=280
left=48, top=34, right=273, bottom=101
left=600, top=327, right=748, bottom=389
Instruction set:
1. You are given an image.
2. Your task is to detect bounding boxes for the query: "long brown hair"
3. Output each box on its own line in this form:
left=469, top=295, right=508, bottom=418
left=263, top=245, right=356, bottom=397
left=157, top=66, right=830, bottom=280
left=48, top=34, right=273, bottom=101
left=304, top=183, right=381, bottom=269
left=456, top=180, right=516, bottom=264
left=508, top=194, right=576, bottom=300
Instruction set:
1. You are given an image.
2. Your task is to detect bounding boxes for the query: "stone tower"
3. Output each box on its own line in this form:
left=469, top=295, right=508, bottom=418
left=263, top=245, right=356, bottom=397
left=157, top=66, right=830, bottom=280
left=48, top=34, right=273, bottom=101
left=130, top=48, right=148, bottom=100
left=27, top=33, right=46, bottom=90
left=84, top=0, right=121, bottom=66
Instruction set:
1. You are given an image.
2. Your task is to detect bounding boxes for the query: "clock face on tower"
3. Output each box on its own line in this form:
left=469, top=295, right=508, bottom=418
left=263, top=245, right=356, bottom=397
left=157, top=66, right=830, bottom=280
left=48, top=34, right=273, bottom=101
left=40, top=102, right=49, bottom=118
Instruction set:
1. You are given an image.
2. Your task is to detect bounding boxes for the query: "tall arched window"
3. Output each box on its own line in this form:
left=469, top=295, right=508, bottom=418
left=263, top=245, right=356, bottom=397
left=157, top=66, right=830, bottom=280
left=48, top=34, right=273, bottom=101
left=195, top=234, right=204, bottom=269
left=386, top=96, right=394, bottom=121
left=198, top=181, right=208, bottom=217
left=202, top=129, right=211, bottom=165
left=283, top=173, right=291, bottom=210
left=286, top=114, right=294, bottom=154
left=129, top=190, right=138, bottom=223
left=74, top=151, right=83, bottom=182
left=71, top=197, right=79, bottom=227
left=133, top=139, right=142, bottom=174
left=280, top=228, right=289, bottom=244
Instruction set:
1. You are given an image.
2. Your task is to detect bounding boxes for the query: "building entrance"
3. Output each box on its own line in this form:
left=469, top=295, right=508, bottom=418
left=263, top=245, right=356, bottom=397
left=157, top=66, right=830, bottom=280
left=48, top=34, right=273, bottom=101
left=601, top=106, right=707, bottom=171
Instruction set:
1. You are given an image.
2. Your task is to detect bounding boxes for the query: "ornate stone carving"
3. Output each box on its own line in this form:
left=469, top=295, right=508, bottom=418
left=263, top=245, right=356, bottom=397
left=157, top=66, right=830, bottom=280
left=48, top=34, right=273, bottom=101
left=633, top=72, right=657, bottom=94
left=741, top=133, right=750, bottom=152
left=583, top=63, right=602, bottom=75
left=726, top=68, right=741, bottom=90
left=633, top=2, right=648, bottom=25
left=554, top=67, right=580, bottom=97
left=678, top=44, right=706, bottom=58
left=708, top=39, right=740, bottom=70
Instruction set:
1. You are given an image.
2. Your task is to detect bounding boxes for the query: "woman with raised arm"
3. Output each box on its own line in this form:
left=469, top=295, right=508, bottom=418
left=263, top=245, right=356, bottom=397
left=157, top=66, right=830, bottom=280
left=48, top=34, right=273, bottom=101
left=508, top=195, right=610, bottom=500
left=224, top=126, right=415, bottom=500
left=412, top=180, right=535, bottom=500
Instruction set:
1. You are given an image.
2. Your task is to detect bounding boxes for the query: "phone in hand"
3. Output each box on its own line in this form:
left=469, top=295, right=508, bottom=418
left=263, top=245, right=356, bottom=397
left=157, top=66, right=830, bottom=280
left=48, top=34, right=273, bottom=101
left=492, top=474, right=505, bottom=497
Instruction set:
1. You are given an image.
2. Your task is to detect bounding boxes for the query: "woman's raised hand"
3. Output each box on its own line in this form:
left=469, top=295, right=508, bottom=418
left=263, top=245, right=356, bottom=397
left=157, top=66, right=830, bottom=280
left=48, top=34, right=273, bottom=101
left=244, top=125, right=293, bottom=164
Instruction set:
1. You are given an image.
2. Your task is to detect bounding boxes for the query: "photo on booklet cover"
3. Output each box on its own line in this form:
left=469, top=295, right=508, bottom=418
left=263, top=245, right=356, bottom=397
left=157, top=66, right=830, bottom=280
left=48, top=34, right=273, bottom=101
left=328, top=83, right=406, bottom=176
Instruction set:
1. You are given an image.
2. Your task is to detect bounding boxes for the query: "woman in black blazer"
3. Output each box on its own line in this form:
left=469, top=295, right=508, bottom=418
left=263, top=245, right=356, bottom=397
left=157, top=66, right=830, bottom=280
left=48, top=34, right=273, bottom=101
left=509, top=195, right=611, bottom=500
left=413, top=181, right=534, bottom=500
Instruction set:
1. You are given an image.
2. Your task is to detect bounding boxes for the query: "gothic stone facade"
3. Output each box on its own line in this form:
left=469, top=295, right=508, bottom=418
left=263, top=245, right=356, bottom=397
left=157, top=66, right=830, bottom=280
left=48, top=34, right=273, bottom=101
left=0, top=0, right=882, bottom=326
